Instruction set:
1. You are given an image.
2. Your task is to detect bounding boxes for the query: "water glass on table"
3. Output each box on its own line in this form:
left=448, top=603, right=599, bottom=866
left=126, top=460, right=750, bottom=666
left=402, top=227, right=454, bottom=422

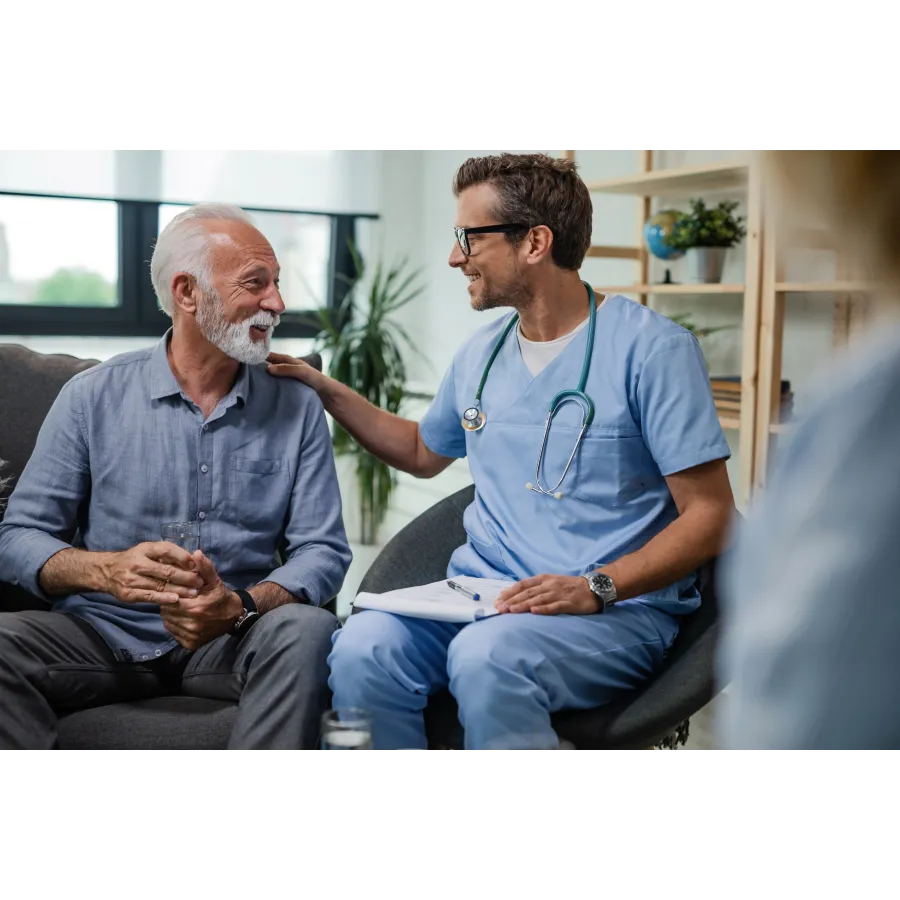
left=321, top=709, right=373, bottom=749
left=161, top=521, right=200, bottom=554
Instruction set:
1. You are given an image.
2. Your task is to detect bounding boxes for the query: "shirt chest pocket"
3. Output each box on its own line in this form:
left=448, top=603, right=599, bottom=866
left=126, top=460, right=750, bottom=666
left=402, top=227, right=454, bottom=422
left=226, top=457, right=290, bottom=533
left=569, top=433, right=653, bottom=507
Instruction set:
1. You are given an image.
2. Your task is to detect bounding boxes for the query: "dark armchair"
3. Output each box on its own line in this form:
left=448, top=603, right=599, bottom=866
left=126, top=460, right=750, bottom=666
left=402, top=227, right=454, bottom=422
left=357, top=484, right=723, bottom=749
left=0, top=342, right=331, bottom=749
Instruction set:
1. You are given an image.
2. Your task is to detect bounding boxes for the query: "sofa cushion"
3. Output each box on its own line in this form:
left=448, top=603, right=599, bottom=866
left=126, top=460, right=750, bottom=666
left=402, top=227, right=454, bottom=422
left=57, top=696, right=238, bottom=749
left=0, top=344, right=99, bottom=502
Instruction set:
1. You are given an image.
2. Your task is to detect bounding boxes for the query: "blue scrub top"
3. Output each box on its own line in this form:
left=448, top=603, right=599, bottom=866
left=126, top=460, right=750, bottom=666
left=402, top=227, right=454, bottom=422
left=419, top=293, right=731, bottom=616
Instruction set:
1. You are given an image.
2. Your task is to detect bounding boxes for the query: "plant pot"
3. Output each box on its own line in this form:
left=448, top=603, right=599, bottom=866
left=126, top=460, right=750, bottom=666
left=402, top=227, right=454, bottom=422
left=686, top=246, right=728, bottom=284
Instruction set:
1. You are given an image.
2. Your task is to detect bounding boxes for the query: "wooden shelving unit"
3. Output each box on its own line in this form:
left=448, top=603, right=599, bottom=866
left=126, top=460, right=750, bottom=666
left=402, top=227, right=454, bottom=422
left=775, top=281, right=878, bottom=294
left=595, top=283, right=746, bottom=296
left=752, top=219, right=879, bottom=491
left=569, top=151, right=761, bottom=506
left=584, top=160, right=750, bottom=198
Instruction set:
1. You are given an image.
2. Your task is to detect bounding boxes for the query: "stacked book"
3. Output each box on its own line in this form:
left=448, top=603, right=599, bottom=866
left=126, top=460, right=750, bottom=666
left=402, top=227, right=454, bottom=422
left=710, top=376, right=794, bottom=422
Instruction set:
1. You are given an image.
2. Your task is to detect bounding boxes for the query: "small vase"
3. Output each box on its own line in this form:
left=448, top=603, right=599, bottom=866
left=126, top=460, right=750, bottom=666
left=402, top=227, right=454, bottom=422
left=687, top=246, right=728, bottom=284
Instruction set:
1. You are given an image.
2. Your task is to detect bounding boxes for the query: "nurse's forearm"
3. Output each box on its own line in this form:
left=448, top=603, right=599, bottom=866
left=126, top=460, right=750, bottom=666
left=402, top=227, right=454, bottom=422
left=599, top=502, right=731, bottom=602
left=318, top=376, right=452, bottom=478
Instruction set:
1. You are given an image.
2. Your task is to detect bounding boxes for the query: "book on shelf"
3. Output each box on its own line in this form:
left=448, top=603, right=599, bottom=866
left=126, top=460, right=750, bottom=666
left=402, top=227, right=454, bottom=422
left=711, top=375, right=794, bottom=422
left=710, top=376, right=792, bottom=395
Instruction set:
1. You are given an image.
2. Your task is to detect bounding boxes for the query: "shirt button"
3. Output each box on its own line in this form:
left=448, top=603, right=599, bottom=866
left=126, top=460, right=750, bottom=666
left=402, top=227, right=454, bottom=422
left=199, top=511, right=206, bottom=520
left=141, top=655, right=149, bottom=661
left=155, top=649, right=162, bottom=657
left=200, top=464, right=209, bottom=474
left=202, top=424, right=209, bottom=431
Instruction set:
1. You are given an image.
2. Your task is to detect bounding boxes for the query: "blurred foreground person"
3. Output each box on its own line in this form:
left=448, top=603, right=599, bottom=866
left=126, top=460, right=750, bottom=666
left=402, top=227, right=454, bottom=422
left=720, top=152, right=900, bottom=748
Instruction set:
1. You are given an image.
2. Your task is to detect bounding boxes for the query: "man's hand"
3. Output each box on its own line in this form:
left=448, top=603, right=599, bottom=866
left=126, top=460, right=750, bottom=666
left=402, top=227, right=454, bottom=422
left=496, top=574, right=599, bottom=616
left=101, top=541, right=202, bottom=606
left=160, top=550, right=243, bottom=651
left=266, top=352, right=325, bottom=392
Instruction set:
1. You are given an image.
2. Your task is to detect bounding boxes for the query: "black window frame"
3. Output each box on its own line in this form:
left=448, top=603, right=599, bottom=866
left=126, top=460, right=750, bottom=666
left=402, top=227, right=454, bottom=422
left=0, top=189, right=376, bottom=339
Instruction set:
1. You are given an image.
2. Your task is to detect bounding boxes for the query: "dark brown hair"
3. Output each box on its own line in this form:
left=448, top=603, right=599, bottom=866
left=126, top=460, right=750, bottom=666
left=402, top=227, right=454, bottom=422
left=453, top=153, right=593, bottom=270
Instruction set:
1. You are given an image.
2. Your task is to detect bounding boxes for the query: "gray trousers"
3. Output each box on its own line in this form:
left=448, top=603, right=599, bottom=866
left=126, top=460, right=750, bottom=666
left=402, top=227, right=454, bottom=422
left=0, top=604, right=340, bottom=750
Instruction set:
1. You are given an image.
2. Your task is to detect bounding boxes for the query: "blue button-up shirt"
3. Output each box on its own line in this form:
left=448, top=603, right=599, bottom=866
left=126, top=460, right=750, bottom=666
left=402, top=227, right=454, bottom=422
left=0, top=332, right=352, bottom=662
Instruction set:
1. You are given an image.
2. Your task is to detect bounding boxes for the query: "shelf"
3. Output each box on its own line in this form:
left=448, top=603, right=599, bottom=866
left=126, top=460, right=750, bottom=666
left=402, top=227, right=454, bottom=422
left=775, top=281, right=878, bottom=293
left=597, top=283, right=745, bottom=296
left=718, top=414, right=741, bottom=431
left=585, top=161, right=749, bottom=198
left=586, top=245, right=642, bottom=260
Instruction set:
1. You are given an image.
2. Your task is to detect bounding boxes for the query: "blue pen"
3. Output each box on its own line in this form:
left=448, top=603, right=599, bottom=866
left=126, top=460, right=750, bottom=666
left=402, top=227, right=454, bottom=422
left=447, top=580, right=480, bottom=602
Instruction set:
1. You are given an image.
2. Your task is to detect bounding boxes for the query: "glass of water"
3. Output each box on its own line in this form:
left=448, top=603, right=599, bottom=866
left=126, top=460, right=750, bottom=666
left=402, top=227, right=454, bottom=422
left=321, top=708, right=373, bottom=749
left=161, top=521, right=200, bottom=553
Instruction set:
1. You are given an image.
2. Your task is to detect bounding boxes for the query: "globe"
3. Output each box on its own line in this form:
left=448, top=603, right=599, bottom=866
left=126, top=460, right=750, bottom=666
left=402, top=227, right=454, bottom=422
left=643, top=210, right=686, bottom=261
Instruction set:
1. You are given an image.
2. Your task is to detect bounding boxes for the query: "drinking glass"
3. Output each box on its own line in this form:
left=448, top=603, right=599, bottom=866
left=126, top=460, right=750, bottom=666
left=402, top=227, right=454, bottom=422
left=161, top=521, right=200, bottom=554
left=321, top=709, right=373, bottom=749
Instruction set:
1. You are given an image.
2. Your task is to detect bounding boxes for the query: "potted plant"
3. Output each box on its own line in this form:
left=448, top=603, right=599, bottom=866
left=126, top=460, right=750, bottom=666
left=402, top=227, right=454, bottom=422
left=305, top=247, right=424, bottom=545
left=664, top=199, right=747, bottom=284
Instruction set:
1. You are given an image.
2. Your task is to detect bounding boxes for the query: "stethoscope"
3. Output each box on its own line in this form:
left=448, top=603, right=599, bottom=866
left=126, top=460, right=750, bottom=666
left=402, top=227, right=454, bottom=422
left=461, top=282, right=597, bottom=500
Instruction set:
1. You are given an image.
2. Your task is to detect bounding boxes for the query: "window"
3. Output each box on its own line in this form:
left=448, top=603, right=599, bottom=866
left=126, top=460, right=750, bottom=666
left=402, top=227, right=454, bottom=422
left=0, top=195, right=119, bottom=308
left=0, top=190, right=374, bottom=339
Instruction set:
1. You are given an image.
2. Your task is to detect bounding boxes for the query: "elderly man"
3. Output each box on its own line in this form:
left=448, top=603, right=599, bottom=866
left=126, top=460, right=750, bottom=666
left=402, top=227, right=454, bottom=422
left=0, top=203, right=351, bottom=749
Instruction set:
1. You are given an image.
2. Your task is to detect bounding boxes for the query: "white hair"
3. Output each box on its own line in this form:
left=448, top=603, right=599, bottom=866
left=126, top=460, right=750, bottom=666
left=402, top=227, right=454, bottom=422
left=150, top=202, right=254, bottom=317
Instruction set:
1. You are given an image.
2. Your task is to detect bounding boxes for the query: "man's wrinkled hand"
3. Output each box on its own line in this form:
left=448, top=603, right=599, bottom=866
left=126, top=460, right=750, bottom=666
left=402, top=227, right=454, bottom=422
left=495, top=574, right=599, bottom=616
left=101, top=541, right=201, bottom=606
left=160, top=550, right=243, bottom=651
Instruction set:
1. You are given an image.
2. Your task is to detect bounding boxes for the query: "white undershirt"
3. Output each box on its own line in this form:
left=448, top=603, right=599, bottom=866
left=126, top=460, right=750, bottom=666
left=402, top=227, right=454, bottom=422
left=516, top=296, right=604, bottom=377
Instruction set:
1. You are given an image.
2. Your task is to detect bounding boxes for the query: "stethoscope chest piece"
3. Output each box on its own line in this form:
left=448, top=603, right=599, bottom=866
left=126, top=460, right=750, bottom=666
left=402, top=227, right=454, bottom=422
left=462, top=406, right=486, bottom=432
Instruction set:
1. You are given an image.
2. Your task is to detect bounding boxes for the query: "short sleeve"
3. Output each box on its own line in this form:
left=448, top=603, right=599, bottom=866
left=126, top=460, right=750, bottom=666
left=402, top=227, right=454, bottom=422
left=418, top=357, right=468, bottom=459
left=636, top=332, right=730, bottom=475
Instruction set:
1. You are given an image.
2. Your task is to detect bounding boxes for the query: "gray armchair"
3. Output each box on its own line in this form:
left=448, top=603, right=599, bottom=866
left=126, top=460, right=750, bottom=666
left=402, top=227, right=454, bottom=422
left=357, top=485, right=723, bottom=749
left=0, top=342, right=331, bottom=749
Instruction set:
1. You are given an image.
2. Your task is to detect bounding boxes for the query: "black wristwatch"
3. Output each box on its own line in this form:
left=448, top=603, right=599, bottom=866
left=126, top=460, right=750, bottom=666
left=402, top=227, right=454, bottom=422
left=230, top=589, right=260, bottom=638
left=581, top=572, right=618, bottom=613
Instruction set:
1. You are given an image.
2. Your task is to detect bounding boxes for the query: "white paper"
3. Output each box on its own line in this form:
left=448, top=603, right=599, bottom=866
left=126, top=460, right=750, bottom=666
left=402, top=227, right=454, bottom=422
left=353, top=576, right=513, bottom=624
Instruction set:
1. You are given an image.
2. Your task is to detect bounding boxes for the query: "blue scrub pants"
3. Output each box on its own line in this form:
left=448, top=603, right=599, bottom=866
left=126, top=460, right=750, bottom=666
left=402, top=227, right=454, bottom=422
left=328, top=602, right=679, bottom=749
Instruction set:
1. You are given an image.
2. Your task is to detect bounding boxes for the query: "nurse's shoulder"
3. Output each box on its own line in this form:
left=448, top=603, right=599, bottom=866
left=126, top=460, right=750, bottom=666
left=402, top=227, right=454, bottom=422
left=602, top=293, right=695, bottom=358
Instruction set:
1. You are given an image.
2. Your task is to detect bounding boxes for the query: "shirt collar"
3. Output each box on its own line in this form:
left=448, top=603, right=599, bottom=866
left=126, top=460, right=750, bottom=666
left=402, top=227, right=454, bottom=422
left=148, top=329, right=182, bottom=401
left=149, top=328, right=251, bottom=408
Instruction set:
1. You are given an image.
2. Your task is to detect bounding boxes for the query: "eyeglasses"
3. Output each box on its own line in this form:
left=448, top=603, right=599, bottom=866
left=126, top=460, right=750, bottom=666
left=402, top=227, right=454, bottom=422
left=454, top=223, right=529, bottom=257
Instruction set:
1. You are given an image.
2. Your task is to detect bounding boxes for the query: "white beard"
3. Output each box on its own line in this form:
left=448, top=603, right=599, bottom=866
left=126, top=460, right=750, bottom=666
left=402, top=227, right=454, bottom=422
left=196, top=291, right=280, bottom=365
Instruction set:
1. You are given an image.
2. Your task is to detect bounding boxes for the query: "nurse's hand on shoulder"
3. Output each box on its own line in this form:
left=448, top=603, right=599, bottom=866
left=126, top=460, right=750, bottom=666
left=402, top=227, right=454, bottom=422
left=266, top=352, right=324, bottom=391
left=495, top=575, right=598, bottom=616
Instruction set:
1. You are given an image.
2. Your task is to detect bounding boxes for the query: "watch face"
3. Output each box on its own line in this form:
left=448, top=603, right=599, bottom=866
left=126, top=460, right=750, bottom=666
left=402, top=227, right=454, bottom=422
left=593, top=574, right=614, bottom=593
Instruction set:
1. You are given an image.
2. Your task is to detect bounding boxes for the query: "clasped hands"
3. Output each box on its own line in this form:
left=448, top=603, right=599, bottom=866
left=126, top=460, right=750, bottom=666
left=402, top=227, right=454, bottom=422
left=100, top=541, right=242, bottom=650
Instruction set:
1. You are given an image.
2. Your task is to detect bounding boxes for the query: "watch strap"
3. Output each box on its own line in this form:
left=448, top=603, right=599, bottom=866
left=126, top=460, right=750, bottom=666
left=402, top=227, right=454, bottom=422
left=230, top=589, right=260, bottom=637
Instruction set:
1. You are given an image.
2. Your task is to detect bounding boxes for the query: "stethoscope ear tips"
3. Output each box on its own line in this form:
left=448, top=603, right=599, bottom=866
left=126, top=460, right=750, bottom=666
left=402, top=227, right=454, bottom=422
left=554, top=492, right=564, bottom=500
left=525, top=482, right=534, bottom=491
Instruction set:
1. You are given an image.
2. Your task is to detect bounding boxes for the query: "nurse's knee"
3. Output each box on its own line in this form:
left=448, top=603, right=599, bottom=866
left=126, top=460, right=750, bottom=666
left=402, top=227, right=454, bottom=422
left=328, top=611, right=402, bottom=685
left=446, top=620, right=529, bottom=690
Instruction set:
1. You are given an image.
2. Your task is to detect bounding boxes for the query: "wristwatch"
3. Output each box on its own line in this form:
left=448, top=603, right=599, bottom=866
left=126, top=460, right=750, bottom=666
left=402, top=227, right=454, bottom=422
left=230, top=589, right=260, bottom=638
left=581, top=572, right=618, bottom=613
